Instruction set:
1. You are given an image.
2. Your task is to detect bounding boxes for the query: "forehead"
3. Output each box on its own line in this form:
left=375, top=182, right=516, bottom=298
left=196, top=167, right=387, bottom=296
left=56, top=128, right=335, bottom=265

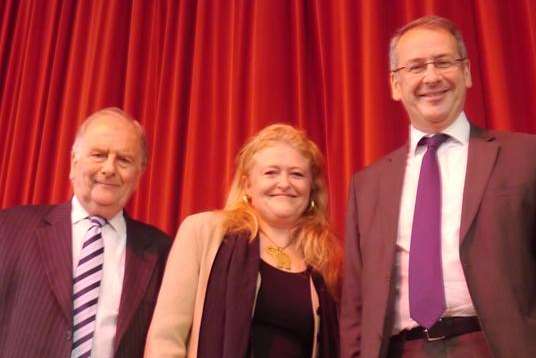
left=251, top=142, right=310, bottom=168
left=79, top=115, right=141, bottom=155
left=396, top=27, right=458, bottom=62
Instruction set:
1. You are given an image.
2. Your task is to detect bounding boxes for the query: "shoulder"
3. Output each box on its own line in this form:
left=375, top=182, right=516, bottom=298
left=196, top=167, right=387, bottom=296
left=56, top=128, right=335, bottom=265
left=0, top=204, right=58, bottom=228
left=0, top=204, right=63, bottom=250
left=489, top=129, right=536, bottom=148
left=350, top=145, right=407, bottom=189
left=0, top=203, right=54, bottom=217
left=178, top=210, right=225, bottom=236
left=476, top=128, right=536, bottom=166
left=125, top=216, right=172, bottom=251
left=172, top=210, right=226, bottom=255
left=182, top=210, right=224, bottom=224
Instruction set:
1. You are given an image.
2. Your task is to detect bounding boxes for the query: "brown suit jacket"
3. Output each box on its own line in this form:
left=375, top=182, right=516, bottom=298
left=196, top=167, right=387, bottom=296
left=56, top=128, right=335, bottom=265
left=0, top=202, right=171, bottom=357
left=340, top=126, right=536, bottom=357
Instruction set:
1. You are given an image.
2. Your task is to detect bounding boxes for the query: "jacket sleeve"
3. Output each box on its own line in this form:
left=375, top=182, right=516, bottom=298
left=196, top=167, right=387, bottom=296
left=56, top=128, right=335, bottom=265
left=340, top=175, right=363, bottom=358
left=144, top=213, right=206, bottom=358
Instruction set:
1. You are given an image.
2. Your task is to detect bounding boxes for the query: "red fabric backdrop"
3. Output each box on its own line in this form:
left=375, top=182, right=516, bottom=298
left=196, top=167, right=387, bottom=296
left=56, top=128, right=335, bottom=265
left=1, top=0, right=535, bottom=236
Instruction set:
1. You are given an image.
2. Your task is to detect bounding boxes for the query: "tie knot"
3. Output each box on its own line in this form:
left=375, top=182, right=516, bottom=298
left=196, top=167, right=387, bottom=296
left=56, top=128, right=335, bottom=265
left=88, top=216, right=106, bottom=228
left=419, top=134, right=449, bottom=151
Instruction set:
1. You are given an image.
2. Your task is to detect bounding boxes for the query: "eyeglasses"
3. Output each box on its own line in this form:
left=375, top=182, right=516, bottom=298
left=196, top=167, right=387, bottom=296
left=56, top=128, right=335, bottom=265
left=392, top=58, right=466, bottom=75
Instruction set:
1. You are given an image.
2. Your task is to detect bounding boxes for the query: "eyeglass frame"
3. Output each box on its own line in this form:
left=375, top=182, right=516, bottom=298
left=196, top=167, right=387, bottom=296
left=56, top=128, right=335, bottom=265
left=391, top=57, right=467, bottom=75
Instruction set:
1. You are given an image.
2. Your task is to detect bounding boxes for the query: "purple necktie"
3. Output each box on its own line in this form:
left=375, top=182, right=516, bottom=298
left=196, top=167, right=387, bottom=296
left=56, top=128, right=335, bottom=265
left=409, top=134, right=449, bottom=329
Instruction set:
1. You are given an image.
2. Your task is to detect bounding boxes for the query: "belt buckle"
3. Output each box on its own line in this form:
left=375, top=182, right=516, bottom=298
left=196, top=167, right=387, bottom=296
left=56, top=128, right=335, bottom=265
left=424, top=328, right=446, bottom=342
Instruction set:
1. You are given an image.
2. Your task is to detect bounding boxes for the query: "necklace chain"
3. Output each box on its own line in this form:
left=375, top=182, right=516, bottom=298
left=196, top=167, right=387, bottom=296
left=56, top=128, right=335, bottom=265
left=263, top=233, right=292, bottom=250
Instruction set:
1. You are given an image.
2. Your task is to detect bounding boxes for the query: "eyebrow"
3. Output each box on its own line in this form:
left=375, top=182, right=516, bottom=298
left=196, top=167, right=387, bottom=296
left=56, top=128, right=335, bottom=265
left=260, top=165, right=307, bottom=170
left=118, top=153, right=136, bottom=160
left=405, top=53, right=456, bottom=62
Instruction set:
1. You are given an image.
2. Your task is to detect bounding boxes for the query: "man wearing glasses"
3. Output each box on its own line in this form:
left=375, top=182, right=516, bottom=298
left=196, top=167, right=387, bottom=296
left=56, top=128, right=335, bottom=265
left=341, top=16, right=536, bottom=357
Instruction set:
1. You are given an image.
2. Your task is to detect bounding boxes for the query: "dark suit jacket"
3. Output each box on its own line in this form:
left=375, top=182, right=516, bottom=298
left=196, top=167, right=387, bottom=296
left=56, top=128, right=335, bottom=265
left=340, top=126, right=536, bottom=357
left=0, top=202, right=171, bottom=357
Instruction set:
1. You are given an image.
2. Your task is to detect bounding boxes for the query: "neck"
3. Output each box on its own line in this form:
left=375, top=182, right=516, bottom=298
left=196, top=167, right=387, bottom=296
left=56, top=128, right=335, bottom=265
left=259, top=223, right=293, bottom=248
left=410, top=110, right=462, bottom=134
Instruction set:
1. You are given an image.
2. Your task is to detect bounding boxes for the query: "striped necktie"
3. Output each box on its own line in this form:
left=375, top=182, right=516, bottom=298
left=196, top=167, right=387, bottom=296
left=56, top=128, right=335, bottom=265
left=72, top=216, right=106, bottom=358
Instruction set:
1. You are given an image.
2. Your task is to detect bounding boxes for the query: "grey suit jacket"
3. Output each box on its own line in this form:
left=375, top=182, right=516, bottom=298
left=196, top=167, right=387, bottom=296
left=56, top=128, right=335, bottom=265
left=340, top=126, right=536, bottom=357
left=0, top=202, right=171, bottom=357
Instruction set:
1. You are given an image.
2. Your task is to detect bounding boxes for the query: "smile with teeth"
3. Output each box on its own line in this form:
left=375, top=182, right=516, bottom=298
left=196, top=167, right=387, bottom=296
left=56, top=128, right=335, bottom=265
left=95, top=181, right=119, bottom=187
left=270, top=193, right=296, bottom=198
left=420, top=89, right=448, bottom=99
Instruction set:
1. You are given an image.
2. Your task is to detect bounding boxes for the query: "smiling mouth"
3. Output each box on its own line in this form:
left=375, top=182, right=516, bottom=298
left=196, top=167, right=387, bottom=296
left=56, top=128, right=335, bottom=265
left=270, top=194, right=296, bottom=198
left=95, top=181, right=119, bottom=187
left=419, top=89, right=448, bottom=100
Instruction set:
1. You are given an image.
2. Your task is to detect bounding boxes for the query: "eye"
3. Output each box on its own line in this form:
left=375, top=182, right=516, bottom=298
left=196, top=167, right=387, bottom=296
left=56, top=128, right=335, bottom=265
left=434, top=59, right=453, bottom=69
left=90, top=152, right=107, bottom=160
left=407, top=63, right=426, bottom=74
left=291, top=171, right=305, bottom=178
left=117, top=156, right=134, bottom=167
left=264, top=170, right=277, bottom=176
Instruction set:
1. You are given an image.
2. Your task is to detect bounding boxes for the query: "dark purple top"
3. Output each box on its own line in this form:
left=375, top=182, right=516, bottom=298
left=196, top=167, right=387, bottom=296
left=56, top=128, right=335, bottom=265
left=250, top=260, right=314, bottom=358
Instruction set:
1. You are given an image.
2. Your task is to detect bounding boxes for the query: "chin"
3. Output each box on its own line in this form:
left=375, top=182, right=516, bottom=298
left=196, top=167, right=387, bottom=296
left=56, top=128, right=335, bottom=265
left=260, top=212, right=296, bottom=226
left=279, top=211, right=306, bottom=222
left=274, top=205, right=305, bottom=216
left=92, top=196, right=119, bottom=208
left=420, top=111, right=450, bottom=124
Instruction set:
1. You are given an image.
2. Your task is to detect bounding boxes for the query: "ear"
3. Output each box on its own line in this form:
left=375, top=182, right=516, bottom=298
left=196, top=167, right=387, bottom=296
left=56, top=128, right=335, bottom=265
left=463, top=59, right=472, bottom=88
left=69, top=152, right=77, bottom=180
left=132, top=168, right=143, bottom=189
left=242, top=175, right=251, bottom=196
left=390, top=72, right=402, bottom=101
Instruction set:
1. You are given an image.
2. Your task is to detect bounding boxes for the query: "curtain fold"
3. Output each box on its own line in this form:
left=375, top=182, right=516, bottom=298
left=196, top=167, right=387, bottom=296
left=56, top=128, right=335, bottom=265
left=1, top=0, right=535, bottom=236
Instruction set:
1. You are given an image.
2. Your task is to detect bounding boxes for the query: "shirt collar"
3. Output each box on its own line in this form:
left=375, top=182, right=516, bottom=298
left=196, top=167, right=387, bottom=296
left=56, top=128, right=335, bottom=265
left=409, top=111, right=470, bottom=156
left=71, top=196, right=125, bottom=233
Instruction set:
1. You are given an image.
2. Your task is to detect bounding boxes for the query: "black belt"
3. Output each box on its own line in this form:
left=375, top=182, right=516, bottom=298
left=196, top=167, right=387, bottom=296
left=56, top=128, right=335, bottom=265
left=393, top=317, right=481, bottom=342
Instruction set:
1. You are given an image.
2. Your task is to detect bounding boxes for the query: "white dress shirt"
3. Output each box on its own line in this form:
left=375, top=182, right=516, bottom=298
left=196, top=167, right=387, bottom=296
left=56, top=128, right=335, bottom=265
left=71, top=196, right=127, bottom=358
left=393, top=112, right=477, bottom=333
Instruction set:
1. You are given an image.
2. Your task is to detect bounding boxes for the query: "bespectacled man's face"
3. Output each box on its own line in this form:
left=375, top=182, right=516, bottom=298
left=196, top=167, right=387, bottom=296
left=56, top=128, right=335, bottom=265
left=390, top=27, right=472, bottom=133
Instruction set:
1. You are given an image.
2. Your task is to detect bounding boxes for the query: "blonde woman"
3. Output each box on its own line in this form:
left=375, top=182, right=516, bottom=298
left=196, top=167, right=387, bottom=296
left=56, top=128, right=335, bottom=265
left=145, top=124, right=341, bottom=358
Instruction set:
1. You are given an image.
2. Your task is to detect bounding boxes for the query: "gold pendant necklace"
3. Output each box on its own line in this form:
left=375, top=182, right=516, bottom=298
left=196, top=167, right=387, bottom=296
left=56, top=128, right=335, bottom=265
left=263, top=234, right=292, bottom=271
left=266, top=246, right=292, bottom=271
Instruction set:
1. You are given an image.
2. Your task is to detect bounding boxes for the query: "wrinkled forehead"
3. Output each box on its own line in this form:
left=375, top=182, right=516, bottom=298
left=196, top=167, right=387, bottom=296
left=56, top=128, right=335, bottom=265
left=78, top=115, right=142, bottom=154
left=395, top=27, right=459, bottom=63
left=85, top=111, right=137, bottom=132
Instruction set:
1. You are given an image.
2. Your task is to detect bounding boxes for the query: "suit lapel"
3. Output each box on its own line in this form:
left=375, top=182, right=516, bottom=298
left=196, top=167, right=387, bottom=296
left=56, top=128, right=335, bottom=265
left=114, top=218, right=158, bottom=352
left=459, top=127, right=499, bottom=243
left=35, top=203, right=73, bottom=322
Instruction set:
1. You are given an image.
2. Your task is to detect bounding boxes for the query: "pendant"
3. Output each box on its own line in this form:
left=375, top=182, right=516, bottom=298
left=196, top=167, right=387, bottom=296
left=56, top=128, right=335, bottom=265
left=266, top=246, right=292, bottom=271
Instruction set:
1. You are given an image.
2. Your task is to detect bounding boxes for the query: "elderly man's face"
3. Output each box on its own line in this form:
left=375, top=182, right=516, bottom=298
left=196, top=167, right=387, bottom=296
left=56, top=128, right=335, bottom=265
left=390, top=27, right=472, bottom=133
left=70, top=114, right=144, bottom=219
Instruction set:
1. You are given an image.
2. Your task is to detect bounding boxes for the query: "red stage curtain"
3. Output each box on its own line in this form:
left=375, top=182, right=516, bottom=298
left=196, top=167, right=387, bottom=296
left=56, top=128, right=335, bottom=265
left=1, top=0, right=535, bottom=236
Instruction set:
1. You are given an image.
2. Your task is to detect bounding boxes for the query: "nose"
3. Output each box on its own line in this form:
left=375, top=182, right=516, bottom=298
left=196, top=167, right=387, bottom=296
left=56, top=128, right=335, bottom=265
left=422, top=63, right=442, bottom=83
left=277, top=173, right=291, bottom=190
left=100, top=155, right=117, bottom=177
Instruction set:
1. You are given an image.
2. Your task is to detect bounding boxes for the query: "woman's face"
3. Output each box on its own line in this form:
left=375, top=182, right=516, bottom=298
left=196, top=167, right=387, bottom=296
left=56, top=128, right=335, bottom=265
left=245, top=142, right=312, bottom=229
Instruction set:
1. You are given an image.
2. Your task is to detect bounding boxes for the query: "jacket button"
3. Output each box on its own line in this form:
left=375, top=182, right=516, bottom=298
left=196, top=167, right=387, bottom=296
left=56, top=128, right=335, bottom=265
left=65, top=330, right=72, bottom=340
